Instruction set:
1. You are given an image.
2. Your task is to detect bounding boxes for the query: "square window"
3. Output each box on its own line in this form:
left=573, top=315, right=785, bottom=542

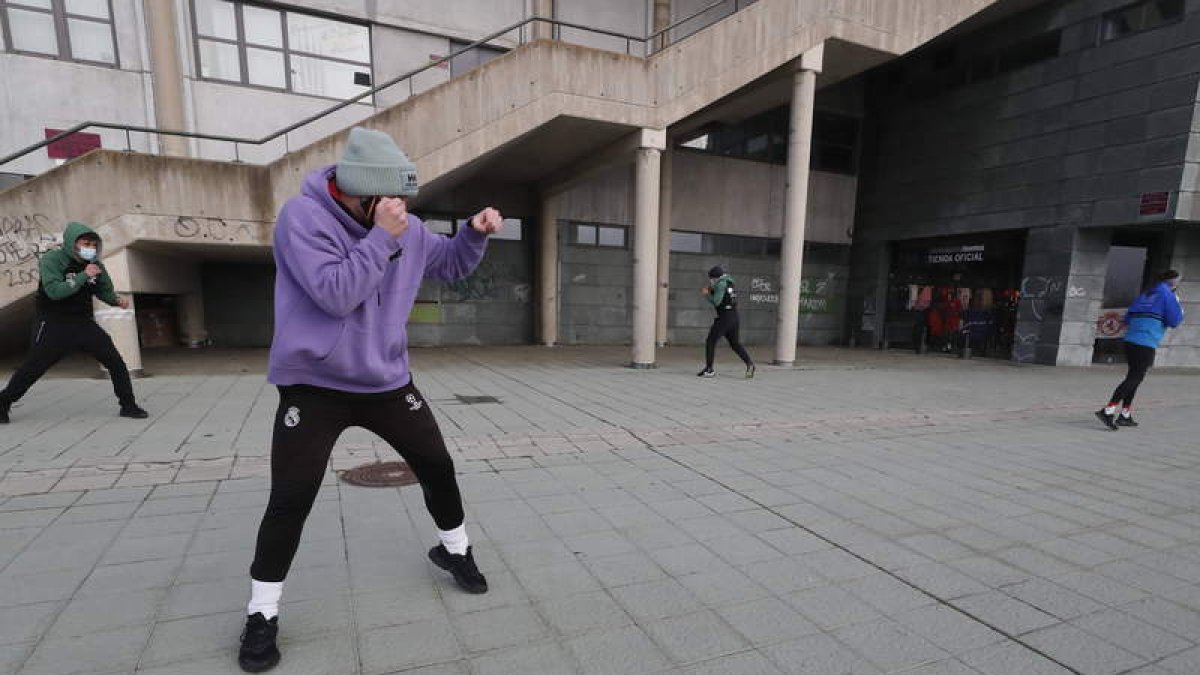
left=194, top=0, right=236, bottom=39
left=574, top=224, right=597, bottom=246
left=597, top=226, right=625, bottom=247
left=289, top=54, right=370, bottom=99
left=490, top=218, right=522, bottom=240
left=247, top=47, right=285, bottom=88
left=243, top=5, right=282, bottom=47
left=7, top=8, right=58, bottom=55
left=67, top=18, right=115, bottom=63
left=64, top=0, right=109, bottom=19
left=287, top=13, right=369, bottom=63
left=425, top=219, right=454, bottom=235
left=198, top=38, right=242, bottom=80
left=670, top=231, right=704, bottom=253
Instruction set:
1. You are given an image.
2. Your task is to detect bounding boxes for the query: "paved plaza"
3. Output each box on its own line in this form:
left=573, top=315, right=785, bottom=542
left=1, top=345, right=1200, bottom=674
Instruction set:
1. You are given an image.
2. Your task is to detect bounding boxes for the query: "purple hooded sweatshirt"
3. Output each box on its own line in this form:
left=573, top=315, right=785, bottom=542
left=268, top=165, right=488, bottom=392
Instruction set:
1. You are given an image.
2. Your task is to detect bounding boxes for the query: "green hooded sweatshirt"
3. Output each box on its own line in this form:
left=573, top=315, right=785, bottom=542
left=706, top=273, right=736, bottom=312
left=36, top=221, right=120, bottom=321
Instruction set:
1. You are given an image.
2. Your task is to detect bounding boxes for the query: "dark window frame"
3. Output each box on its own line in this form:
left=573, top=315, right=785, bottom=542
left=190, top=0, right=374, bottom=102
left=1098, top=0, right=1185, bottom=44
left=0, top=0, right=120, bottom=67
left=568, top=221, right=628, bottom=249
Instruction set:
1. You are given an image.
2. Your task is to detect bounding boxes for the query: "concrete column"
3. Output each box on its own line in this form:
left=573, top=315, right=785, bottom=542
left=773, top=47, right=822, bottom=366
left=92, top=251, right=143, bottom=377
left=1158, top=231, right=1200, bottom=367
left=531, top=0, right=555, bottom=40
left=144, top=0, right=189, bottom=156
left=631, top=129, right=666, bottom=368
left=179, top=292, right=208, bottom=348
left=655, top=147, right=673, bottom=346
left=538, top=192, right=560, bottom=346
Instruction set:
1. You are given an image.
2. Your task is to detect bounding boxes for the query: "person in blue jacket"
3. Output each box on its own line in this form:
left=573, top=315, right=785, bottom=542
left=1095, top=269, right=1184, bottom=430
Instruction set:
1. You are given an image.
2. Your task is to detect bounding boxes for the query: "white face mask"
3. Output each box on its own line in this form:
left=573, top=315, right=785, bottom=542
left=78, top=246, right=97, bottom=261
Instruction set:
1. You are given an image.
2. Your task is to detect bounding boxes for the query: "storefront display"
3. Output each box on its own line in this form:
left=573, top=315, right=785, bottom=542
left=884, top=232, right=1025, bottom=358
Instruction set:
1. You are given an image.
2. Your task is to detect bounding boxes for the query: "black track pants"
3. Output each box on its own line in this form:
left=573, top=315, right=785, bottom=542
left=0, top=319, right=135, bottom=408
left=1109, top=342, right=1156, bottom=408
left=705, top=310, right=753, bottom=370
left=249, top=382, right=463, bottom=582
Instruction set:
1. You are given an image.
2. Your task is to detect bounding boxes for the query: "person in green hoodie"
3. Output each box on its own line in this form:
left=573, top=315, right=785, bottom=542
left=698, top=265, right=755, bottom=378
left=0, top=222, right=148, bottom=423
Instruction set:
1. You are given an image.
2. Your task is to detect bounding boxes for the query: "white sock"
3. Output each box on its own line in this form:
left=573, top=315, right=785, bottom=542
left=1104, top=404, right=1117, bottom=415
left=247, top=579, right=283, bottom=619
left=1121, top=408, right=1132, bottom=418
left=438, top=524, right=469, bottom=555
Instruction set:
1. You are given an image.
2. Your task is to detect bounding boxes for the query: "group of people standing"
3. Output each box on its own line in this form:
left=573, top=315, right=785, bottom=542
left=0, top=123, right=1185, bottom=672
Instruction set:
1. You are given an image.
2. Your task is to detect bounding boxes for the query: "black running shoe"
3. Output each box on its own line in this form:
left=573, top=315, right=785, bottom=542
left=1116, top=415, right=1138, bottom=428
left=697, top=369, right=715, bottom=378
left=745, top=364, right=756, bottom=379
left=238, top=613, right=280, bottom=673
left=0, top=401, right=9, bottom=424
left=119, top=404, right=149, bottom=419
left=1094, top=409, right=1119, bottom=431
left=428, top=544, right=488, bottom=594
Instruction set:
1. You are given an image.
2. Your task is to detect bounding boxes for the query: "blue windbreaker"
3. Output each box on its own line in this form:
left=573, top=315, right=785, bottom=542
left=1124, top=282, right=1184, bottom=349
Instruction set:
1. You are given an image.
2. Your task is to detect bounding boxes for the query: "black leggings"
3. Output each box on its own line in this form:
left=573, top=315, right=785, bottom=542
left=250, top=382, right=463, bottom=582
left=1109, top=342, right=1156, bottom=408
left=0, top=319, right=135, bottom=408
left=705, top=311, right=753, bottom=370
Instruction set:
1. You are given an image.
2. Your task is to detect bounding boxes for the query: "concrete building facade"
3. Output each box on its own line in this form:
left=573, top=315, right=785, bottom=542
left=1, top=0, right=1197, bottom=369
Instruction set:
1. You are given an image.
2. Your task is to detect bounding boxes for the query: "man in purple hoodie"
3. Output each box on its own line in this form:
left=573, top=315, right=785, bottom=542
left=238, top=127, right=502, bottom=673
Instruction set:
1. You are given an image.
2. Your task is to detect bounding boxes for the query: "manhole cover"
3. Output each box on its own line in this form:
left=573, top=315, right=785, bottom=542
left=339, top=461, right=419, bottom=488
left=455, top=394, right=501, bottom=405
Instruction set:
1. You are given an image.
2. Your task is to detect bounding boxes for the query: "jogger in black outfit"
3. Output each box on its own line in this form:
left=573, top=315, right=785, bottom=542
left=698, top=265, right=755, bottom=378
left=0, top=221, right=147, bottom=423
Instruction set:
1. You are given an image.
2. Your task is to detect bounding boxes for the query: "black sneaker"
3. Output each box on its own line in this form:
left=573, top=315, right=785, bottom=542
left=1116, top=415, right=1138, bottom=428
left=428, top=544, right=488, bottom=594
left=697, top=369, right=715, bottom=378
left=745, top=364, right=756, bottom=379
left=238, top=612, right=280, bottom=673
left=0, top=401, right=9, bottom=424
left=1094, top=409, right=1118, bottom=431
left=119, top=404, right=149, bottom=419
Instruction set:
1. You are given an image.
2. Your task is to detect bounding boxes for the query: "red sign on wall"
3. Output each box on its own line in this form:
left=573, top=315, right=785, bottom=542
left=45, top=128, right=102, bottom=160
left=1139, top=191, right=1170, bottom=217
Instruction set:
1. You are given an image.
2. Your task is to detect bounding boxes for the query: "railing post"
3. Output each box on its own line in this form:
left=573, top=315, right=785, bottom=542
left=233, top=142, right=240, bottom=163
left=125, top=129, right=132, bottom=152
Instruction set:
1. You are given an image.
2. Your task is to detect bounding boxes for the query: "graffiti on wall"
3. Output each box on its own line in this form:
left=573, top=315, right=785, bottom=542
left=748, top=271, right=844, bottom=314
left=171, top=216, right=260, bottom=243
left=1019, top=275, right=1066, bottom=322
left=443, top=261, right=529, bottom=303
left=0, top=213, right=58, bottom=289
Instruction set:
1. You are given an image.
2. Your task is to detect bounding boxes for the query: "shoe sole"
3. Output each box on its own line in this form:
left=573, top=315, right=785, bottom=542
left=428, top=548, right=488, bottom=594
left=1094, top=411, right=1119, bottom=431
left=238, top=651, right=280, bottom=673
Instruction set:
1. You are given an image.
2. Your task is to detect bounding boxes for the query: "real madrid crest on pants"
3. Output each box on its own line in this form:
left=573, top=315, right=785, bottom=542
left=284, top=406, right=300, bottom=428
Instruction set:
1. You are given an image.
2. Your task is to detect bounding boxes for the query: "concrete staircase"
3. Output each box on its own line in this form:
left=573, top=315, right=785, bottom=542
left=0, top=0, right=1002, bottom=344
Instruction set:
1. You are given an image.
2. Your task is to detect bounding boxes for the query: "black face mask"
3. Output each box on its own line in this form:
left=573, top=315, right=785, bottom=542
left=357, top=197, right=380, bottom=228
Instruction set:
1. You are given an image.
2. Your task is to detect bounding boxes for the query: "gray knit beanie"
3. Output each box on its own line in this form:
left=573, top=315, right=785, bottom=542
left=335, top=127, right=420, bottom=197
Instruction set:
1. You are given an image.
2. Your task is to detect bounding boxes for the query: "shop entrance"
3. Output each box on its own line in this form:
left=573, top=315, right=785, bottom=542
left=884, top=231, right=1026, bottom=358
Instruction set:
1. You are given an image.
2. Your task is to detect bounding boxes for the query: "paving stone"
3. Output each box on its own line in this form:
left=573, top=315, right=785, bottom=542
left=715, top=596, right=820, bottom=646
left=563, top=625, right=671, bottom=675
left=761, top=632, right=883, bottom=674
left=359, top=616, right=461, bottom=674
left=19, top=624, right=151, bottom=675
left=833, top=617, right=950, bottom=672
left=1021, top=622, right=1146, bottom=675
left=536, top=590, right=632, bottom=635
left=1071, top=608, right=1193, bottom=660
left=950, top=592, right=1059, bottom=636
left=451, top=603, right=550, bottom=653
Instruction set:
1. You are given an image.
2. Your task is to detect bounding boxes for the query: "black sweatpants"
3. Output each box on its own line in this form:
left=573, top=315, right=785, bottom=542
left=1109, top=342, right=1156, bottom=408
left=249, top=382, right=463, bottom=582
left=705, top=310, right=753, bottom=370
left=0, top=318, right=135, bottom=408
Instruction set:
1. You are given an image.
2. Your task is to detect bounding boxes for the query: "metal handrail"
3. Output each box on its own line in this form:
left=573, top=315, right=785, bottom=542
left=0, top=0, right=745, bottom=170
